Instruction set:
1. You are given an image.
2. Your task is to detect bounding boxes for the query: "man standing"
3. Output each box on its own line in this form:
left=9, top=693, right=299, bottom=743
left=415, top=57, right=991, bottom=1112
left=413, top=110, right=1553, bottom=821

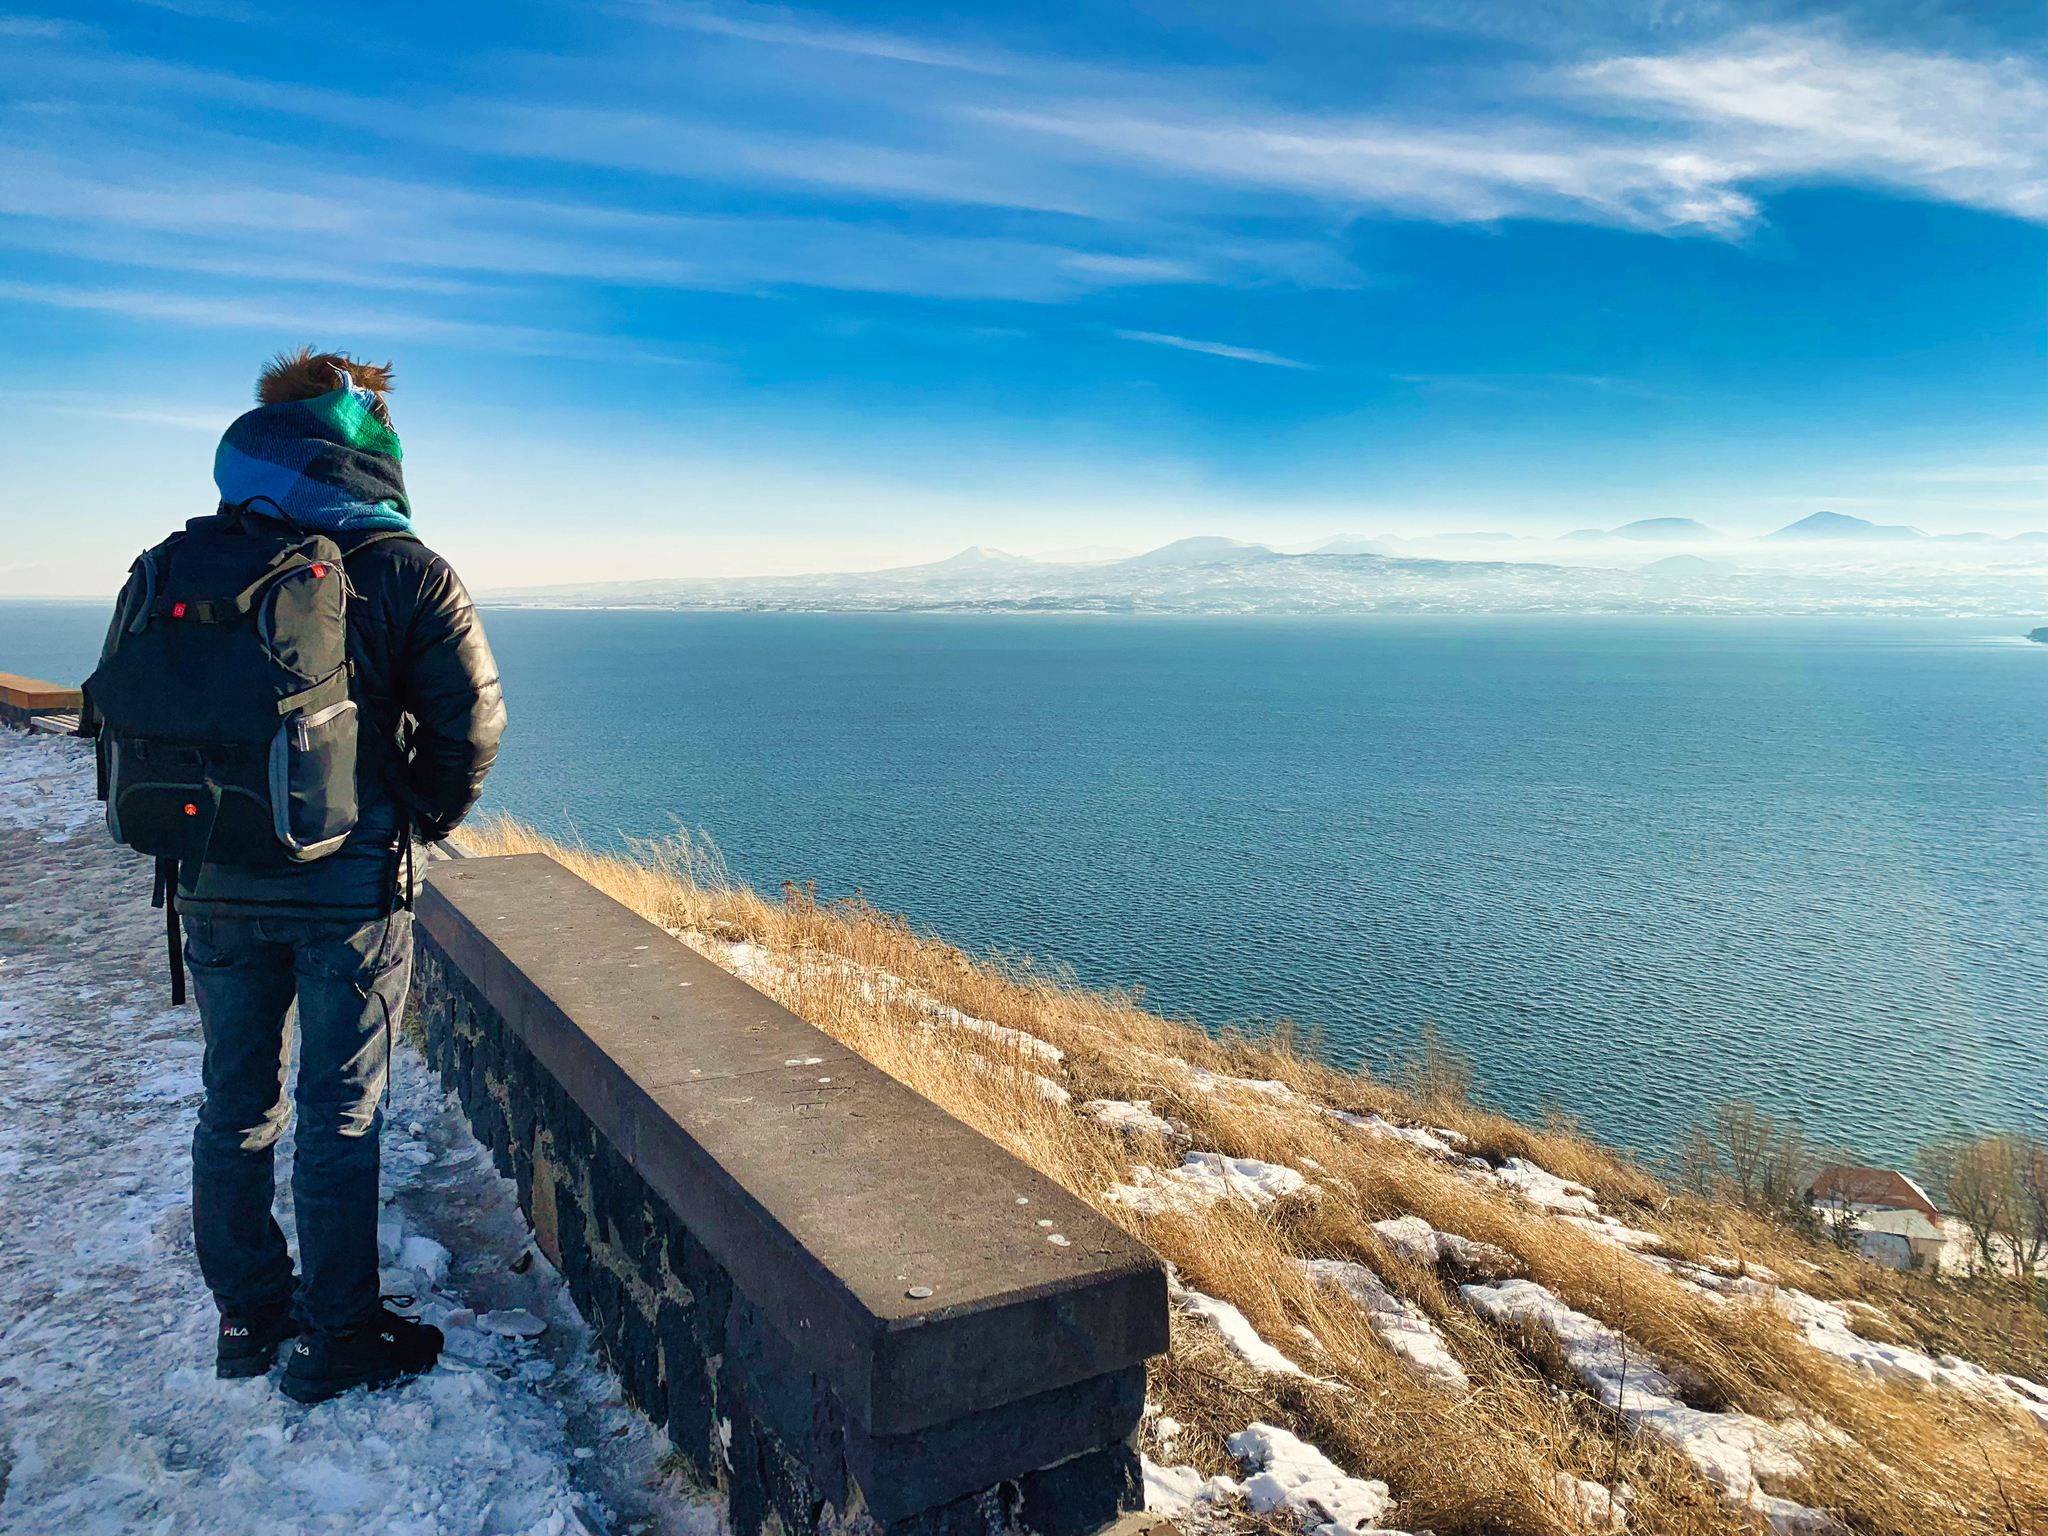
left=92, top=348, right=505, bottom=1403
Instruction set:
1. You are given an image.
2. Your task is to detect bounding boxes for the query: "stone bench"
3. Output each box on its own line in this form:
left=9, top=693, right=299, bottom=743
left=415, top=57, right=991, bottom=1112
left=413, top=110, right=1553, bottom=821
left=0, top=671, right=83, bottom=732
left=410, top=853, right=1169, bottom=1535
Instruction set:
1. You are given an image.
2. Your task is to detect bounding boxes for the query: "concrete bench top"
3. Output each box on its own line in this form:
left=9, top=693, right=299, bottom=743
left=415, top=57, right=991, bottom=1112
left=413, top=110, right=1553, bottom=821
left=419, top=854, right=1167, bottom=1439
left=0, top=672, right=83, bottom=711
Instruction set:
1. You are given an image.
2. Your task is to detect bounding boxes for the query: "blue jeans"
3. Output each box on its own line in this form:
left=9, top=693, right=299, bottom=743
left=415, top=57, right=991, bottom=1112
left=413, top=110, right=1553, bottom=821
left=184, top=911, right=413, bottom=1332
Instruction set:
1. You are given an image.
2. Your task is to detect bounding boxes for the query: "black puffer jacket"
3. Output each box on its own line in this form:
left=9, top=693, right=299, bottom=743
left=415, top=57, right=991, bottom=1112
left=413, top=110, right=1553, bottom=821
left=171, top=520, right=506, bottom=921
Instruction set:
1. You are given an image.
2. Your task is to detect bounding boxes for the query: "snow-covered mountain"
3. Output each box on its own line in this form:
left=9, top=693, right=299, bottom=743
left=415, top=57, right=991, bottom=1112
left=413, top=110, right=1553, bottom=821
left=483, top=532, right=2048, bottom=617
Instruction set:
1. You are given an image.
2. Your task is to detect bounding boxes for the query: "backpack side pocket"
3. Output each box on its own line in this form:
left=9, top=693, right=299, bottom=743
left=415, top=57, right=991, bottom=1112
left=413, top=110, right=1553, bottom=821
left=269, top=698, right=360, bottom=860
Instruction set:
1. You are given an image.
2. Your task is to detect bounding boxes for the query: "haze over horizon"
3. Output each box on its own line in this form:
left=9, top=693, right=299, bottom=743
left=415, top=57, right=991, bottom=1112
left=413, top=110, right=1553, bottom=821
left=2, top=0, right=2043, bottom=594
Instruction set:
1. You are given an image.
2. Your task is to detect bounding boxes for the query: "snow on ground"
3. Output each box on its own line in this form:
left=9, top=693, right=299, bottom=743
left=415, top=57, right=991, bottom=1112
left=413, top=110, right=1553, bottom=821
left=0, top=731, right=718, bottom=1536
left=1144, top=1426, right=1419, bottom=1536
left=1933, top=1218, right=2048, bottom=1283
left=1369, top=1216, right=1516, bottom=1278
left=1488, top=1159, right=1666, bottom=1249
left=1141, top=1454, right=1241, bottom=1523
left=1774, top=1290, right=2048, bottom=1432
left=1225, top=1423, right=1413, bottom=1536
left=1104, top=1152, right=1311, bottom=1216
left=1559, top=1215, right=1663, bottom=1250
left=1460, top=1280, right=1842, bottom=1535
left=1316, top=1109, right=1474, bottom=1165
left=1552, top=1471, right=1628, bottom=1533
left=1630, top=1248, right=2048, bottom=1433
left=923, top=1003, right=1063, bottom=1065
left=1166, top=1270, right=1310, bottom=1378
left=1080, top=1099, right=1180, bottom=1139
left=1297, top=1260, right=1469, bottom=1392
left=1635, top=1255, right=1771, bottom=1303
left=1138, top=1053, right=1303, bottom=1104
left=0, top=731, right=102, bottom=841
left=686, top=936, right=787, bottom=990
left=1493, top=1158, right=1602, bottom=1219
left=960, top=1052, right=1069, bottom=1103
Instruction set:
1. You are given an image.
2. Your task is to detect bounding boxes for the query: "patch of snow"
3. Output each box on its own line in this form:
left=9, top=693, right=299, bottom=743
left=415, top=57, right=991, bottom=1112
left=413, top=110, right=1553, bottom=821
left=1081, top=1099, right=1179, bottom=1139
left=1105, top=1152, right=1310, bottom=1216
left=1560, top=1215, right=1663, bottom=1250
left=925, top=1002, right=1064, bottom=1064
left=1636, top=1255, right=1771, bottom=1303
left=1168, top=1274, right=1309, bottom=1378
left=128, top=1067, right=205, bottom=1101
left=962, top=1051, right=1071, bottom=1103
left=1142, top=1455, right=1241, bottom=1518
left=1298, top=1259, right=1469, bottom=1392
left=1553, top=1471, right=1628, bottom=1533
left=1370, top=1215, right=1516, bottom=1275
left=1495, top=1158, right=1603, bottom=1218
left=1141, top=1052, right=1303, bottom=1103
left=704, top=937, right=788, bottom=988
left=1776, top=1290, right=2048, bottom=1432
left=1319, top=1109, right=1459, bottom=1160
left=398, top=1235, right=452, bottom=1288
left=1461, top=1280, right=1841, bottom=1535
left=0, top=730, right=100, bottom=841
left=478, top=1308, right=549, bottom=1339
left=1225, top=1422, right=1412, bottom=1535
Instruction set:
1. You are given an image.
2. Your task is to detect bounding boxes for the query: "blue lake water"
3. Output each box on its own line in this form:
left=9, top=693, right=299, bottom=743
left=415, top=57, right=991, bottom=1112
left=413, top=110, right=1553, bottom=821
left=6, top=601, right=2042, bottom=1167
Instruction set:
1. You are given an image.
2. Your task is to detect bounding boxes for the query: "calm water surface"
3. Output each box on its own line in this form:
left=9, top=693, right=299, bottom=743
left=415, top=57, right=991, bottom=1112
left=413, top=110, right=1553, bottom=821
left=6, top=603, right=2041, bottom=1165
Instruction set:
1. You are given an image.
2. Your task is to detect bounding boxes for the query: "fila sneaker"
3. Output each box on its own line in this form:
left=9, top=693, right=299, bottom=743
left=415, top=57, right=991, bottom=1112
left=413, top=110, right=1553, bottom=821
left=279, top=1307, right=443, bottom=1404
left=216, top=1297, right=302, bottom=1379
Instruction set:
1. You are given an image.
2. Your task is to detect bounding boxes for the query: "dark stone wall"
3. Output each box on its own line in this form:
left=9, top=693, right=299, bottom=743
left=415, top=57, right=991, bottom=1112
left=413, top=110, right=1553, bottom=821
left=409, top=927, right=1144, bottom=1536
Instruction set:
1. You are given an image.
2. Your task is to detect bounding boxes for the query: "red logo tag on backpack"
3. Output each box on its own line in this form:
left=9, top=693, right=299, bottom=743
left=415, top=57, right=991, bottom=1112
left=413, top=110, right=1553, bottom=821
left=310, top=563, right=327, bottom=578
left=171, top=602, right=187, bottom=618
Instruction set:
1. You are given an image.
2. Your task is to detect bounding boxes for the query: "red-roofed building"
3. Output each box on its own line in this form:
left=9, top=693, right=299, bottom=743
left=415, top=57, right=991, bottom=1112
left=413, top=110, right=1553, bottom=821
left=1807, top=1164, right=1942, bottom=1225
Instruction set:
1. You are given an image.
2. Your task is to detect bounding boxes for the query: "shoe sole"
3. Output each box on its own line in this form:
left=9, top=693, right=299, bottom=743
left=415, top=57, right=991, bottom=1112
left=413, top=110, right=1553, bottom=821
left=279, top=1360, right=435, bottom=1405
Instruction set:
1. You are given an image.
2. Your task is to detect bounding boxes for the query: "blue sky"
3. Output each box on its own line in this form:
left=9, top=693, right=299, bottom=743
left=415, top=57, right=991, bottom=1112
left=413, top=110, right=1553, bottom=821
left=1, top=0, right=2043, bottom=592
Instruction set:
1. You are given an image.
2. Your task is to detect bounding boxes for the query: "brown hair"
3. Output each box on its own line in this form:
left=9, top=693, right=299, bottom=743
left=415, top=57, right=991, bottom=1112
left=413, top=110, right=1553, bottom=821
left=256, top=346, right=394, bottom=423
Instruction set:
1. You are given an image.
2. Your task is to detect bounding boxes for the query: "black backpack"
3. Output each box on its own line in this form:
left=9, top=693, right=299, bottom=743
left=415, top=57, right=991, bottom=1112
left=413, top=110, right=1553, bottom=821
left=84, top=505, right=411, bottom=995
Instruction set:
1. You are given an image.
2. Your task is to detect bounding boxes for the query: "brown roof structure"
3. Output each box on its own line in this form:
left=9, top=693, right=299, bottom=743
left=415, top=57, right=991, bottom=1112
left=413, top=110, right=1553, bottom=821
left=1808, top=1164, right=1941, bottom=1224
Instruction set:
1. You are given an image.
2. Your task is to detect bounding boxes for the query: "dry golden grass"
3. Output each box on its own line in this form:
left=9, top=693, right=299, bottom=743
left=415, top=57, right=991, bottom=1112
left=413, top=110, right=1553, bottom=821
left=455, top=818, right=2048, bottom=1536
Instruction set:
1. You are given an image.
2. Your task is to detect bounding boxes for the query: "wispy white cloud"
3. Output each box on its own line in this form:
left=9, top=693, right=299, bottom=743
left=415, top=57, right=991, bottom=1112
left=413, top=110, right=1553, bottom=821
left=0, top=15, right=87, bottom=38
left=0, top=279, right=680, bottom=361
left=1116, top=330, right=1310, bottom=368
left=596, top=9, right=2048, bottom=234
left=6, top=392, right=229, bottom=432
left=1574, top=27, right=2048, bottom=222
left=980, top=27, right=2043, bottom=235
left=0, top=130, right=1349, bottom=302
left=634, top=0, right=1015, bottom=74
left=123, top=0, right=259, bottom=18
left=0, top=7, right=2038, bottom=341
left=1394, top=371, right=1671, bottom=399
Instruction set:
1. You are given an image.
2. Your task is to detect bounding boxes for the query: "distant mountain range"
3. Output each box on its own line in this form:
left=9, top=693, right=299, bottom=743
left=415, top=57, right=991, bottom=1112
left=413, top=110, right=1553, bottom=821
left=485, top=521, right=2048, bottom=619
left=1560, top=511, right=2043, bottom=545
left=1563, top=517, right=1720, bottom=541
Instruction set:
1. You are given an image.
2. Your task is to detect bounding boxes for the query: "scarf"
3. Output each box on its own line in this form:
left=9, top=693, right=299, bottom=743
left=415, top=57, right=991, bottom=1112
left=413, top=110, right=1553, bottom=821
left=213, top=383, right=413, bottom=532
